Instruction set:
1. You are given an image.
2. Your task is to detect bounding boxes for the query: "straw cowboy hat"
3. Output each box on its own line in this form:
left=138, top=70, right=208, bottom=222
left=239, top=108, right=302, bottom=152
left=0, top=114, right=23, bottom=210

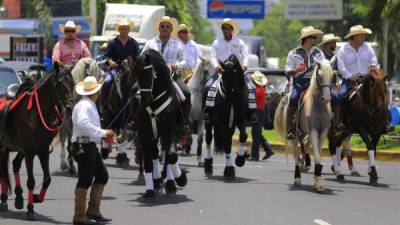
left=75, top=76, right=103, bottom=96
left=217, top=18, right=240, bottom=35
left=344, top=25, right=372, bottom=39
left=298, top=26, right=323, bottom=40
left=155, top=16, right=179, bottom=36
left=59, top=20, right=81, bottom=33
left=176, top=24, right=194, bottom=39
left=115, top=20, right=134, bottom=31
left=319, top=33, right=342, bottom=46
left=251, top=71, right=268, bottom=86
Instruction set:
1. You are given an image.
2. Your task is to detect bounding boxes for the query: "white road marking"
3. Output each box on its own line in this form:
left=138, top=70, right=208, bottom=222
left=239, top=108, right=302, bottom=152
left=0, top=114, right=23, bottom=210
left=314, top=219, right=332, bottom=225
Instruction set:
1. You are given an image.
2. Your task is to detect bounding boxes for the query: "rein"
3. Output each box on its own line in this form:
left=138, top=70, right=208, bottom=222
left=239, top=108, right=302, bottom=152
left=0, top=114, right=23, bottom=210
left=28, top=84, right=63, bottom=132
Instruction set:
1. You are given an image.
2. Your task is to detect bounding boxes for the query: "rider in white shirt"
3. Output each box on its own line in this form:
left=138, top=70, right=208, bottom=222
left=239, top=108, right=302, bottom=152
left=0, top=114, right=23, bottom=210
left=177, top=24, right=203, bottom=82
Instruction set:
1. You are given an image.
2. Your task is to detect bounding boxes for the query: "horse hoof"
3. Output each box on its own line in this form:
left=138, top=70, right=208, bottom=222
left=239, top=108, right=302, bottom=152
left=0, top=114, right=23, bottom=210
left=204, top=158, right=213, bottom=176
left=300, top=165, right=310, bottom=173
left=370, top=177, right=378, bottom=185
left=60, top=161, right=68, bottom=171
left=235, top=154, right=246, bottom=167
left=0, top=202, right=8, bottom=211
left=153, top=178, right=163, bottom=191
left=142, top=190, right=156, bottom=199
left=138, top=173, right=145, bottom=181
left=337, top=175, right=345, bottom=183
left=122, top=160, right=130, bottom=168
left=294, top=178, right=302, bottom=186
left=223, top=166, right=235, bottom=180
left=101, top=148, right=110, bottom=159
left=14, top=195, right=24, bottom=209
left=25, top=211, right=36, bottom=221
left=175, top=171, right=188, bottom=187
left=165, top=180, right=177, bottom=194
left=197, top=161, right=204, bottom=167
left=314, top=186, right=325, bottom=193
left=33, top=194, right=43, bottom=203
left=351, top=171, right=361, bottom=177
left=68, top=165, right=76, bottom=175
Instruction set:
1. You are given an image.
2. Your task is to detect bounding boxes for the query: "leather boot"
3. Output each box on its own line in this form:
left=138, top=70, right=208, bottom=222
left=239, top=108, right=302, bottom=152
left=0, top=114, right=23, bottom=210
left=73, top=188, right=97, bottom=225
left=286, top=106, right=297, bottom=140
left=86, top=183, right=112, bottom=223
left=332, top=105, right=345, bottom=138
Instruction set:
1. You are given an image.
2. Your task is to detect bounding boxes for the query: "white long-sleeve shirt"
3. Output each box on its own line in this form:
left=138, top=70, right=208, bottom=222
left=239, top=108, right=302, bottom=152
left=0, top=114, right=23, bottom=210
left=284, top=46, right=325, bottom=78
left=337, top=42, right=378, bottom=79
left=142, top=36, right=188, bottom=72
left=180, top=39, right=203, bottom=69
left=72, top=96, right=106, bottom=143
left=211, top=36, right=249, bottom=68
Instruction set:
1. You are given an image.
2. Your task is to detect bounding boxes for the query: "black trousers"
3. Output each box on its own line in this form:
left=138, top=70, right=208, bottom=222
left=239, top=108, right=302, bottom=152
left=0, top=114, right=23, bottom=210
left=73, top=142, right=109, bottom=189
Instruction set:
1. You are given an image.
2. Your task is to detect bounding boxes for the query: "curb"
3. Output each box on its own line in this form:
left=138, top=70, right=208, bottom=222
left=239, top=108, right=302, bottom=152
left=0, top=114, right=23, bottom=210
left=232, top=136, right=400, bottom=162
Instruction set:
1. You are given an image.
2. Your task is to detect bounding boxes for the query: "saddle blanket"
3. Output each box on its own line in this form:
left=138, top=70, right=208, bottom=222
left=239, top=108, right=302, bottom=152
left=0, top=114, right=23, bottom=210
left=206, top=76, right=256, bottom=108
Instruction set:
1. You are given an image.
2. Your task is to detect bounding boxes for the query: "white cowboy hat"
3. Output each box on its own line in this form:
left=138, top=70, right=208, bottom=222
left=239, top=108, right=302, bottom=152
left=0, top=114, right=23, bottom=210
left=115, top=20, right=134, bottom=31
left=155, top=16, right=179, bottom=36
left=176, top=24, right=195, bottom=39
left=59, top=20, right=81, bottom=33
left=217, top=18, right=240, bottom=35
left=75, top=76, right=103, bottom=96
left=344, top=25, right=372, bottom=39
left=319, top=33, right=342, bottom=46
left=298, top=26, right=323, bottom=40
left=251, top=71, right=268, bottom=86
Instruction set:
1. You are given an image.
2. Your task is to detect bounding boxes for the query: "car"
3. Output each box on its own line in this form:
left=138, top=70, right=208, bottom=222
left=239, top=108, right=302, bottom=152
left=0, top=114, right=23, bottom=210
left=0, top=65, right=22, bottom=98
left=0, top=61, right=47, bottom=81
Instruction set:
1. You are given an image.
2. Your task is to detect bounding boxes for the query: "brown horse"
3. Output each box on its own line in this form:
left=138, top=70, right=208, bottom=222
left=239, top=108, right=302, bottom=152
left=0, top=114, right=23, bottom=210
left=328, top=68, right=389, bottom=185
left=0, top=63, right=74, bottom=220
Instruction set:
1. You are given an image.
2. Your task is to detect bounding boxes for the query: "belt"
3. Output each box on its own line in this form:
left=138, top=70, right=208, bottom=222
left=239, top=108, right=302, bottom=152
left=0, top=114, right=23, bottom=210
left=76, top=136, right=91, bottom=144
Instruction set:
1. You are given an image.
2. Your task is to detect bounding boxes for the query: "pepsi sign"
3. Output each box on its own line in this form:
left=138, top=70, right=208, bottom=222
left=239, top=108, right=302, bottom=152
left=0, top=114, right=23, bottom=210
left=207, top=0, right=265, bottom=19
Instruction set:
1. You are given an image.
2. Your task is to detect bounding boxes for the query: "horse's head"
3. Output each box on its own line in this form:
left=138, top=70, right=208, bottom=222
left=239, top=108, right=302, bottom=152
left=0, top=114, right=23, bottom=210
left=364, top=68, right=388, bottom=109
left=189, top=55, right=215, bottom=90
left=53, top=62, right=75, bottom=111
left=311, top=59, right=333, bottom=104
left=220, top=54, right=243, bottom=94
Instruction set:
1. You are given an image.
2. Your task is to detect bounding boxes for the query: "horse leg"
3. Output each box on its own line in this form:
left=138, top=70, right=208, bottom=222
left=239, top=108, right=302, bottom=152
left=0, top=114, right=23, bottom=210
left=12, top=152, right=24, bottom=210
left=310, top=130, right=324, bottom=193
left=342, top=137, right=360, bottom=177
left=235, top=124, right=248, bottom=167
left=142, top=138, right=155, bottom=198
left=204, top=122, right=213, bottom=175
left=196, top=120, right=204, bottom=167
left=369, top=134, right=381, bottom=185
left=151, top=141, right=162, bottom=191
left=60, top=137, right=68, bottom=171
left=33, top=153, right=51, bottom=204
left=291, top=140, right=302, bottom=186
left=116, top=139, right=130, bottom=168
left=358, top=128, right=378, bottom=185
left=223, top=127, right=235, bottom=180
left=0, top=150, right=10, bottom=211
left=24, top=155, right=36, bottom=220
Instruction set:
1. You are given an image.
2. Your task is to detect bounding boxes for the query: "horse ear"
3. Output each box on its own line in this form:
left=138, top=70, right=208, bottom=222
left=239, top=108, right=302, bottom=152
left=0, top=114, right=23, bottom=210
left=219, top=60, right=224, bottom=69
left=199, top=55, right=205, bottom=63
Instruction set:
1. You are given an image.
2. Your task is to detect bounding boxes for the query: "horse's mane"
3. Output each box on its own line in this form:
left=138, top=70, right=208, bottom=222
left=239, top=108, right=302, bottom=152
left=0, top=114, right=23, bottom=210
left=71, top=58, right=103, bottom=84
left=365, top=68, right=387, bottom=107
left=221, top=54, right=244, bottom=91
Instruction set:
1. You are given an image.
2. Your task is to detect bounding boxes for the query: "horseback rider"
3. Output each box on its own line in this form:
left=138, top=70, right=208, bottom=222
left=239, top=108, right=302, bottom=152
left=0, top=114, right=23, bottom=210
left=176, top=24, right=203, bottom=82
left=52, top=20, right=91, bottom=65
left=95, top=42, right=108, bottom=62
left=203, top=18, right=256, bottom=123
left=319, top=33, right=343, bottom=134
left=72, top=76, right=114, bottom=225
left=334, top=25, right=393, bottom=133
left=102, top=20, right=140, bottom=166
left=141, top=16, right=192, bottom=134
left=285, top=26, right=325, bottom=140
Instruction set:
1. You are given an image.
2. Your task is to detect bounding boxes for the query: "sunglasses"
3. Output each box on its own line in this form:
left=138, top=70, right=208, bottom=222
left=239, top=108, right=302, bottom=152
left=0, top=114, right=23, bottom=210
left=222, top=26, right=233, bottom=31
left=179, top=30, right=188, bottom=34
left=160, top=25, right=171, bottom=29
left=309, top=36, right=318, bottom=40
left=65, top=30, right=76, bottom=33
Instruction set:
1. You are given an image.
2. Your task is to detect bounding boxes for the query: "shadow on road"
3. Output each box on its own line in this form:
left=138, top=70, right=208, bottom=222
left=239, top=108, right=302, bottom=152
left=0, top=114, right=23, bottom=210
left=126, top=193, right=194, bottom=207
left=325, top=178, right=392, bottom=189
left=0, top=210, right=71, bottom=224
left=288, top=184, right=340, bottom=195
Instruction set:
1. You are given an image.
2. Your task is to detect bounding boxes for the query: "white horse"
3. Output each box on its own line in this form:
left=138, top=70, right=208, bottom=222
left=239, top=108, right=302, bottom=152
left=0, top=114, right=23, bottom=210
left=187, top=56, right=215, bottom=166
left=274, top=59, right=333, bottom=192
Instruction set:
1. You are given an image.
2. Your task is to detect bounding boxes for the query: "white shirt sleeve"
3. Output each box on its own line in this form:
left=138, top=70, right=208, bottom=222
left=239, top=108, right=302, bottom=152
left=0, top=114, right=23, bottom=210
left=195, top=43, right=203, bottom=65
left=284, top=50, right=295, bottom=76
left=211, top=40, right=219, bottom=69
left=75, top=104, right=106, bottom=140
left=367, top=44, right=379, bottom=67
left=176, top=42, right=188, bottom=71
left=337, top=46, right=352, bottom=79
left=141, top=41, right=150, bottom=54
left=240, top=39, right=249, bottom=67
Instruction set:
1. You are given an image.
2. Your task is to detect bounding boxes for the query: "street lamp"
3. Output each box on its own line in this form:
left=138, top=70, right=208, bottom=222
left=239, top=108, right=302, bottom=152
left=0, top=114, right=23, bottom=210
left=0, top=6, right=8, bottom=19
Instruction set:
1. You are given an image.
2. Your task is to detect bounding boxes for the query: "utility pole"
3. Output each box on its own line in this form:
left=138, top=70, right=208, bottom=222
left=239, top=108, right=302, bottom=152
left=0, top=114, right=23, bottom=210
left=89, top=0, right=97, bottom=35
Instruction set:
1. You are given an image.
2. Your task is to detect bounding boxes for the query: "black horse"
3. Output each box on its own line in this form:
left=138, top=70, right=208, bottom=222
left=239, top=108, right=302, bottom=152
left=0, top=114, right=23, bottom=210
left=0, top=63, right=74, bottom=220
left=134, top=49, right=187, bottom=198
left=203, top=54, right=248, bottom=179
left=328, top=68, right=389, bottom=185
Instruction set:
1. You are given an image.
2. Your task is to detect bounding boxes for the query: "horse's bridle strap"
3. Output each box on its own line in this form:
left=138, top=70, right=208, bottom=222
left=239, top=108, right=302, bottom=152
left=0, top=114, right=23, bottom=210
left=145, top=96, right=173, bottom=139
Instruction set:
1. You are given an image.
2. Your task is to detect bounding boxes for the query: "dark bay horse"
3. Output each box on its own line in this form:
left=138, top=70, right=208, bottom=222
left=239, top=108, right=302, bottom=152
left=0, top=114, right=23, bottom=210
left=328, top=68, right=389, bottom=185
left=204, top=54, right=249, bottom=180
left=0, top=63, right=74, bottom=220
left=134, top=49, right=187, bottom=198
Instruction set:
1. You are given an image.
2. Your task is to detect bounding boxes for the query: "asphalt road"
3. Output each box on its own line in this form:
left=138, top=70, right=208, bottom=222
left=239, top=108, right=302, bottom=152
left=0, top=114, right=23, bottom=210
left=0, top=139, right=400, bottom=225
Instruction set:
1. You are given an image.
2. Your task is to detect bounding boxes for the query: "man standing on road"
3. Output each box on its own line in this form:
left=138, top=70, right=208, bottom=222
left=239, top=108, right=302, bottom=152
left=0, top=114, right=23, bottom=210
left=284, top=26, right=325, bottom=140
left=52, top=20, right=91, bottom=65
left=72, top=76, right=114, bottom=225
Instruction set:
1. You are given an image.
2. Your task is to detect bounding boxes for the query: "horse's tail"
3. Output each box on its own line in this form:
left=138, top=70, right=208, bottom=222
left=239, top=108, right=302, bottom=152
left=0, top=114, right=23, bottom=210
left=0, top=149, right=11, bottom=194
left=274, top=95, right=288, bottom=138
